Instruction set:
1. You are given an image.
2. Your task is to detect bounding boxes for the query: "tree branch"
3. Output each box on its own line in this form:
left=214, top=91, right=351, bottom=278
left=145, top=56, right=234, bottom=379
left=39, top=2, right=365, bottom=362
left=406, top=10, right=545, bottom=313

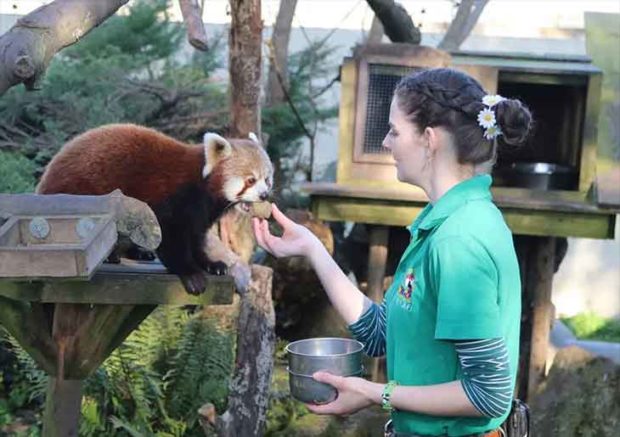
left=266, top=0, right=297, bottom=106
left=365, top=0, right=421, bottom=44
left=0, top=0, right=128, bottom=96
left=178, top=0, right=208, bottom=51
left=438, top=0, right=490, bottom=51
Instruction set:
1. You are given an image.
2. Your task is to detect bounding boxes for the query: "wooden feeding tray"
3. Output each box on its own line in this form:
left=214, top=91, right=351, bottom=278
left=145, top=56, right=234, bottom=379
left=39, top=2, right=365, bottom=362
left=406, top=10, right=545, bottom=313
left=0, top=214, right=116, bottom=279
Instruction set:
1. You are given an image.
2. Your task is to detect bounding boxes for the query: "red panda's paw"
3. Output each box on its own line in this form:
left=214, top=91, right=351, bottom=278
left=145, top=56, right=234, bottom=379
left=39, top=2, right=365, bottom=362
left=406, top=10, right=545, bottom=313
left=179, top=272, right=207, bottom=295
left=205, top=260, right=228, bottom=276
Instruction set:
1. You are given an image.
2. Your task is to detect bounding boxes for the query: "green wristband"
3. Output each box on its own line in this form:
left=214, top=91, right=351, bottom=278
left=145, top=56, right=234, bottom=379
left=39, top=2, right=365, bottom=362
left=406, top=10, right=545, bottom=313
left=381, top=380, right=398, bottom=411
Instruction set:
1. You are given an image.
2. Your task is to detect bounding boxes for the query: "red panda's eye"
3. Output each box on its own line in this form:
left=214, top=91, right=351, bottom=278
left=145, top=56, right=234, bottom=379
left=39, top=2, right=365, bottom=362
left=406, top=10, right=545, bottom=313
left=247, top=177, right=256, bottom=185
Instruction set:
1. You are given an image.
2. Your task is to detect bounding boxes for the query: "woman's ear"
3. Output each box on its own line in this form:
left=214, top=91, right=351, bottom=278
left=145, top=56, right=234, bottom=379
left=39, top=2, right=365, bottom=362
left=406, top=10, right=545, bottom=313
left=424, top=126, right=438, bottom=153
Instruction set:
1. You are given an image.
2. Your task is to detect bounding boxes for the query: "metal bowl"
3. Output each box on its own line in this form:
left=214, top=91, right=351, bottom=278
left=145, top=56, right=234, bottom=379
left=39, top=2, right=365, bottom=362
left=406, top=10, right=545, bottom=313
left=286, top=337, right=365, bottom=404
left=493, top=162, right=578, bottom=190
left=286, top=337, right=364, bottom=376
left=287, top=367, right=363, bottom=405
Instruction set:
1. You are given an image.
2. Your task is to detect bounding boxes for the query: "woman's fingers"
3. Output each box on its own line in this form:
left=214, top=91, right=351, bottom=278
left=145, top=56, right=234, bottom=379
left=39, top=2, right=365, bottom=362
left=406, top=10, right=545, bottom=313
left=252, top=218, right=273, bottom=254
left=259, top=219, right=279, bottom=255
left=271, top=203, right=295, bottom=231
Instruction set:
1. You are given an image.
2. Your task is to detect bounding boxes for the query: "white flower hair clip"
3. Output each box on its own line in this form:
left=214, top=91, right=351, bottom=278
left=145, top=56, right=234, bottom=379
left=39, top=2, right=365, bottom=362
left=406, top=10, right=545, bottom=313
left=478, top=94, right=505, bottom=140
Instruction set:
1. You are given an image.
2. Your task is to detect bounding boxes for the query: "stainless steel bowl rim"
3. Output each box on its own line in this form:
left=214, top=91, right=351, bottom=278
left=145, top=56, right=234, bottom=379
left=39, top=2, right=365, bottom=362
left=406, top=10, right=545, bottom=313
left=286, top=366, right=364, bottom=378
left=503, top=162, right=576, bottom=175
left=285, top=337, right=365, bottom=357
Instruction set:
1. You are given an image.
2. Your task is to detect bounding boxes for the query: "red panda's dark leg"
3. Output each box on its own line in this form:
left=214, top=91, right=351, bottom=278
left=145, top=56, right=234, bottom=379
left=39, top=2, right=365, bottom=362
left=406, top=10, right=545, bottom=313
left=156, top=219, right=207, bottom=294
left=192, top=235, right=227, bottom=275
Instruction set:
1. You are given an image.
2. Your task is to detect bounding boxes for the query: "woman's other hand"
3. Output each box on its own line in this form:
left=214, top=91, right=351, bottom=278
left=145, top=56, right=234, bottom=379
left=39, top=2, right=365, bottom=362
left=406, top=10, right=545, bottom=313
left=305, top=372, right=376, bottom=416
left=252, top=203, right=320, bottom=259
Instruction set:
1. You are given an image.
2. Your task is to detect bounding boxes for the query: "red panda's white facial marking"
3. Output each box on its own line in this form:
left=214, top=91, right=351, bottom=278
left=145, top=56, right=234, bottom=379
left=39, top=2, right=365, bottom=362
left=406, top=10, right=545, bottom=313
left=203, top=132, right=232, bottom=178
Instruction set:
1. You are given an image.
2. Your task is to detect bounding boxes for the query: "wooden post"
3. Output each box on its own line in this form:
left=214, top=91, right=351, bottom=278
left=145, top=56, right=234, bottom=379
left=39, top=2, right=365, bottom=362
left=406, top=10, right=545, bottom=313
left=367, top=226, right=389, bottom=303
left=526, top=236, right=556, bottom=399
left=367, top=225, right=389, bottom=382
left=42, top=377, right=82, bottom=437
left=514, top=235, right=558, bottom=401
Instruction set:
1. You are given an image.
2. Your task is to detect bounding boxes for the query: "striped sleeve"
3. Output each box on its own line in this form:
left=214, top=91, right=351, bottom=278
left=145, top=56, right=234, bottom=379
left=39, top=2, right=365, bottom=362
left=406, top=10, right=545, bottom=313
left=348, top=299, right=387, bottom=357
left=455, top=338, right=513, bottom=418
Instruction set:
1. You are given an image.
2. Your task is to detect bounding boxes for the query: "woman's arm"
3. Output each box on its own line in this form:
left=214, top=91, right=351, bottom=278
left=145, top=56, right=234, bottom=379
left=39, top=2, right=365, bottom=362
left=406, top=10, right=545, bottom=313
left=308, top=338, right=512, bottom=419
left=305, top=236, right=373, bottom=324
left=348, top=299, right=387, bottom=357
left=253, top=204, right=370, bottom=324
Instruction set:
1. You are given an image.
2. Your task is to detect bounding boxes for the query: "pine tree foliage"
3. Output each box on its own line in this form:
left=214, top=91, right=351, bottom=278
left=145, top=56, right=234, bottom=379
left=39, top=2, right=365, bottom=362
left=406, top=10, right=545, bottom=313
left=0, top=0, right=227, bottom=181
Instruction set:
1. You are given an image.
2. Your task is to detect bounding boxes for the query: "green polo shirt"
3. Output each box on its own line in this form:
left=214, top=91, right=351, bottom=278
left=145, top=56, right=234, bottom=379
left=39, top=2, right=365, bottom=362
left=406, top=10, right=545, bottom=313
left=385, top=174, right=521, bottom=436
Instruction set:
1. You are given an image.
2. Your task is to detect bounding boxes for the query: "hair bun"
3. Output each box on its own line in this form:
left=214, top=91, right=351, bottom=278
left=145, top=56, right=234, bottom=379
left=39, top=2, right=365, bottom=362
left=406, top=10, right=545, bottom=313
left=495, top=99, right=532, bottom=146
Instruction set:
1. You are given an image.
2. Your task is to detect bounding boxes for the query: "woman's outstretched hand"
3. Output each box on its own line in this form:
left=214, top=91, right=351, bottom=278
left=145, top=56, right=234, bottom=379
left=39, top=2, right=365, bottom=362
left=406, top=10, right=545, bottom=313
left=252, top=203, right=319, bottom=259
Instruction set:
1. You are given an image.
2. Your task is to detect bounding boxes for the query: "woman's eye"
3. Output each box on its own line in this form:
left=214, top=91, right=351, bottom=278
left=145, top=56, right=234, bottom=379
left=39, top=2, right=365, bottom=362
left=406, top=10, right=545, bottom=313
left=389, top=129, right=398, bottom=137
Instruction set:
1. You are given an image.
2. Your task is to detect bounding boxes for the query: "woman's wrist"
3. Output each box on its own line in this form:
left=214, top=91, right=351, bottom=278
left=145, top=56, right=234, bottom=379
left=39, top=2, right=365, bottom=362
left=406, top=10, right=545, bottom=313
left=306, top=237, right=326, bottom=265
left=357, top=379, right=384, bottom=405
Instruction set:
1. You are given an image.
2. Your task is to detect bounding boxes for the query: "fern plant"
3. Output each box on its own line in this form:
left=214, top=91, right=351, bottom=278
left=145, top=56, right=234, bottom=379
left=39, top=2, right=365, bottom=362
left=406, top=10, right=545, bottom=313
left=0, top=307, right=235, bottom=436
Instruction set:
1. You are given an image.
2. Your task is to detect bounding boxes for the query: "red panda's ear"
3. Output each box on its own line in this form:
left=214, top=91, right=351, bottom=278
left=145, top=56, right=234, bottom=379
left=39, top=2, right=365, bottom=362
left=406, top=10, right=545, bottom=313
left=249, top=132, right=260, bottom=145
left=203, top=132, right=232, bottom=177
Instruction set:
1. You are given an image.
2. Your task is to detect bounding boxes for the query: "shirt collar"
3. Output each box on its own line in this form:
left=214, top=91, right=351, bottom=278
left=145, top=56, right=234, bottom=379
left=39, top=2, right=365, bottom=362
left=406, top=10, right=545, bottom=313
left=408, top=174, right=493, bottom=235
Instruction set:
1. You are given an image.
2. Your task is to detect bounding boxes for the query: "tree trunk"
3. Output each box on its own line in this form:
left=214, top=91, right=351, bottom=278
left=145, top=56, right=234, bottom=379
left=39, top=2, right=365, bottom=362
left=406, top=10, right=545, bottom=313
left=0, top=0, right=128, bottom=96
left=198, top=265, right=275, bottom=437
left=266, top=0, right=297, bottom=106
left=438, top=0, right=490, bottom=51
left=365, top=0, right=421, bottom=44
left=228, top=0, right=263, bottom=138
left=198, top=3, right=275, bottom=436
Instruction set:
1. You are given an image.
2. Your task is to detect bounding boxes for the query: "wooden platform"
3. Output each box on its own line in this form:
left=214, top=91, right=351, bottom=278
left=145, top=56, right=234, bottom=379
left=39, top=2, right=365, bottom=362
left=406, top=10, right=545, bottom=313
left=303, top=182, right=618, bottom=239
left=0, top=259, right=234, bottom=306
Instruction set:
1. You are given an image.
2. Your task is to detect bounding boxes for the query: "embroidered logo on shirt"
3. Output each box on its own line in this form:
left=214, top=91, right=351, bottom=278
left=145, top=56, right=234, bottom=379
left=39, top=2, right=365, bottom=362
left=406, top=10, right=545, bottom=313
left=397, top=267, right=415, bottom=310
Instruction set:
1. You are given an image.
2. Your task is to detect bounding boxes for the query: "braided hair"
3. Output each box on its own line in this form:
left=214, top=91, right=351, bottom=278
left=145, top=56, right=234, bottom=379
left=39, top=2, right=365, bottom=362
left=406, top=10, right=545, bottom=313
left=394, top=68, right=532, bottom=165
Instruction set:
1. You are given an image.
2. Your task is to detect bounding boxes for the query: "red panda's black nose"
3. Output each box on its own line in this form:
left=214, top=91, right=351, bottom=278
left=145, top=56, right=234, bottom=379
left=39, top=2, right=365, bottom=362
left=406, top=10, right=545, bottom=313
left=260, top=192, right=269, bottom=201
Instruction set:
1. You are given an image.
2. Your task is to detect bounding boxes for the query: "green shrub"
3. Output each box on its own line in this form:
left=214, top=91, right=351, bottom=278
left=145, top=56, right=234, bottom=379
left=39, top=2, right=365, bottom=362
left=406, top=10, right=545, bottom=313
left=562, top=312, right=620, bottom=342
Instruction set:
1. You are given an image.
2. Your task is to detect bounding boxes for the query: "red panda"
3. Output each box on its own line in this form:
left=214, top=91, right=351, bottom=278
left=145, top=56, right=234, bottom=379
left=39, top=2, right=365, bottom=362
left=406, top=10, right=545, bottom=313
left=37, top=123, right=273, bottom=294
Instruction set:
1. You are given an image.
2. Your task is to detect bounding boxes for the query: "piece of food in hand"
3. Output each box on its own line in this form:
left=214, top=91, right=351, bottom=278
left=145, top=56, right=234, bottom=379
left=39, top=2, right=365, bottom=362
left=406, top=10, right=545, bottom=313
left=250, top=201, right=272, bottom=219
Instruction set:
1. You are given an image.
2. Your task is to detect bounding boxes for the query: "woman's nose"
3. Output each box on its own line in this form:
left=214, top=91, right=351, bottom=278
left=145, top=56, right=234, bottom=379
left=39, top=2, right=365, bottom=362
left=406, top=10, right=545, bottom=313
left=382, top=136, right=391, bottom=150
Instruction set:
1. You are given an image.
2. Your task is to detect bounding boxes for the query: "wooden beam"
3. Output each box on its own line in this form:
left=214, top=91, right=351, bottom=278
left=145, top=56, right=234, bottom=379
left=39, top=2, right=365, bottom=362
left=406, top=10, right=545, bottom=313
left=0, top=295, right=57, bottom=374
left=42, top=377, right=82, bottom=437
left=312, top=196, right=616, bottom=239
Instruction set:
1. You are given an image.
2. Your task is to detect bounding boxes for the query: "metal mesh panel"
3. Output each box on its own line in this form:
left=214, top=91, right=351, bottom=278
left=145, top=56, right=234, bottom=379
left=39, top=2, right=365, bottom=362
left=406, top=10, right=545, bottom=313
left=362, top=64, right=421, bottom=155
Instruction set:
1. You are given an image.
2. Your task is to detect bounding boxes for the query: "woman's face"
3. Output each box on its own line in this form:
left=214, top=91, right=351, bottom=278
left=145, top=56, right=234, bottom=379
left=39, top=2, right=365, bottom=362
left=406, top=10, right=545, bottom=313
left=383, top=96, right=429, bottom=186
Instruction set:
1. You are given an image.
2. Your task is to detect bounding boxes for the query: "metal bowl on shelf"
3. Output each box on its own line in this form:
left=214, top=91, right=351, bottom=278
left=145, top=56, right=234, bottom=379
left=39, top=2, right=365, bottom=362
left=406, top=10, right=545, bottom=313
left=493, top=162, right=578, bottom=190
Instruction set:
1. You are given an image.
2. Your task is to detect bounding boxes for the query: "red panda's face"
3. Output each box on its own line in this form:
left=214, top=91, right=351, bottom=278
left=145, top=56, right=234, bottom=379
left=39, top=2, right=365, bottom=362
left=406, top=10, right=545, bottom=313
left=203, top=132, right=273, bottom=211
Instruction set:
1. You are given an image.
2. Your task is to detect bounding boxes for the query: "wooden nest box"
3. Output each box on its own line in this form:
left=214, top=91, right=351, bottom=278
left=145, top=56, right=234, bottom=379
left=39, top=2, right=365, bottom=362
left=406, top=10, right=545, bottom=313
left=338, top=43, right=602, bottom=196
left=306, top=43, right=618, bottom=239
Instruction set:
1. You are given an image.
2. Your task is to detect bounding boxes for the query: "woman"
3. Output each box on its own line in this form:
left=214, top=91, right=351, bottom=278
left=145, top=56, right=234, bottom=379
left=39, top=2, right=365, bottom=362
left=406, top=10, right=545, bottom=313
left=253, top=68, right=532, bottom=437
